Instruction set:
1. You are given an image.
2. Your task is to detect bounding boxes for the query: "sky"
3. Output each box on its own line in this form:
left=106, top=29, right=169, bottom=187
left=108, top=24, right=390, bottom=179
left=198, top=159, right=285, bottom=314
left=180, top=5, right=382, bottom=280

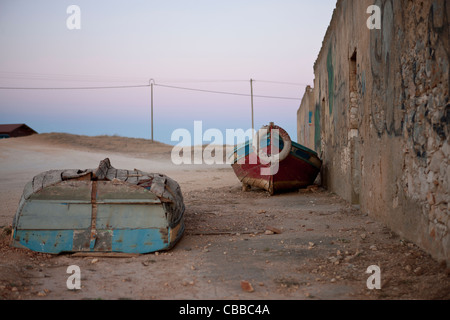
left=0, top=0, right=336, bottom=145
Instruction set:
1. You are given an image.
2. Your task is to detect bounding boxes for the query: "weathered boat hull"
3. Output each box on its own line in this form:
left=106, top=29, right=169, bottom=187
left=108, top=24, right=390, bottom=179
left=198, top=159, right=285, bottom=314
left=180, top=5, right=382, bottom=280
left=11, top=159, right=185, bottom=254
left=231, top=124, right=322, bottom=195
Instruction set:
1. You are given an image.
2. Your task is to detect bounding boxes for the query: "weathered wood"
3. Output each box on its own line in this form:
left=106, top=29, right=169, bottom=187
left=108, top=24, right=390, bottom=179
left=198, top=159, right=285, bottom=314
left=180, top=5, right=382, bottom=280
left=11, top=158, right=186, bottom=254
left=150, top=174, right=166, bottom=197
left=106, top=168, right=117, bottom=181
left=116, top=169, right=128, bottom=182
left=32, top=172, right=45, bottom=193
left=89, top=181, right=98, bottom=250
left=28, top=181, right=92, bottom=201
left=93, top=158, right=111, bottom=180
left=22, top=181, right=34, bottom=200
left=126, top=170, right=139, bottom=184
left=42, top=170, right=63, bottom=189
left=62, top=169, right=91, bottom=180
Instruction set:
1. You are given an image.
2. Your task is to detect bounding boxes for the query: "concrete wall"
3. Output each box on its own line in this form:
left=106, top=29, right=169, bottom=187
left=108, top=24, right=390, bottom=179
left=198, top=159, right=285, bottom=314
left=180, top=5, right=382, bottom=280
left=298, top=0, right=449, bottom=263
left=297, top=85, right=315, bottom=149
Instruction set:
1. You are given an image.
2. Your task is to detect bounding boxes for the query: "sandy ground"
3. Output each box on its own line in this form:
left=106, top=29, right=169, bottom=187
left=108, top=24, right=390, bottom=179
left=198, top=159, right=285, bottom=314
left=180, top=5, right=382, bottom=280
left=0, top=133, right=449, bottom=301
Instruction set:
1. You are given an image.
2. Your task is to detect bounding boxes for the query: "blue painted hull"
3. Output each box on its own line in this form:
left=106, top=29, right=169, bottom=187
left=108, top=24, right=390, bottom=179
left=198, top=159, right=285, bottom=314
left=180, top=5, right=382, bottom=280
left=11, top=159, right=185, bottom=254
left=12, top=223, right=185, bottom=254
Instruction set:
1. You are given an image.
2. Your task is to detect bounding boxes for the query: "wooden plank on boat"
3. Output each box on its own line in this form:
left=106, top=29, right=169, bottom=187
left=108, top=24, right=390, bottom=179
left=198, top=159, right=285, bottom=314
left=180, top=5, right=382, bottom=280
left=93, top=158, right=111, bottom=180
left=11, top=158, right=185, bottom=254
left=18, top=200, right=92, bottom=229
left=126, top=170, right=139, bottom=184
left=32, top=172, right=45, bottom=193
left=29, top=180, right=92, bottom=201
left=22, top=181, right=34, bottom=200
left=62, top=169, right=91, bottom=180
left=42, top=170, right=63, bottom=188
left=106, top=168, right=117, bottom=181
left=150, top=174, right=166, bottom=197
left=116, top=169, right=128, bottom=182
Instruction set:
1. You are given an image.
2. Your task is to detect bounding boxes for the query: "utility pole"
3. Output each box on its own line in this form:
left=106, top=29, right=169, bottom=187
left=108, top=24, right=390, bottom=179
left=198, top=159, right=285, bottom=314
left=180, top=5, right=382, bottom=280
left=150, top=79, right=154, bottom=142
left=250, top=78, right=254, bottom=131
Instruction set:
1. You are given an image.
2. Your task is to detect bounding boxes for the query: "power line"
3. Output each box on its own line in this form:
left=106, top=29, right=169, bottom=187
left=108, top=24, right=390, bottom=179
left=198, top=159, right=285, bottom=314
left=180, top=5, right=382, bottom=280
left=152, top=79, right=249, bottom=84
left=255, top=80, right=310, bottom=86
left=0, top=83, right=302, bottom=100
left=0, top=84, right=150, bottom=90
left=155, top=84, right=301, bottom=100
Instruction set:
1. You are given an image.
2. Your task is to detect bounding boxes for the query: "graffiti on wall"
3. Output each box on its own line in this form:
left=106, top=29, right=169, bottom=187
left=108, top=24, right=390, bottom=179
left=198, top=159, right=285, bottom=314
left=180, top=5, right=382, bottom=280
left=369, top=0, right=449, bottom=154
left=327, top=45, right=334, bottom=116
left=314, top=103, right=321, bottom=153
left=426, top=0, right=449, bottom=142
left=370, top=0, right=405, bottom=138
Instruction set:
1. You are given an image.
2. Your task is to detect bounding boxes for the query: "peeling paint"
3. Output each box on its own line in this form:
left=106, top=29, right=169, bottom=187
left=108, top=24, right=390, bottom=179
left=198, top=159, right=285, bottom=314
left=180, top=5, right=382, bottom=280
left=11, top=159, right=185, bottom=254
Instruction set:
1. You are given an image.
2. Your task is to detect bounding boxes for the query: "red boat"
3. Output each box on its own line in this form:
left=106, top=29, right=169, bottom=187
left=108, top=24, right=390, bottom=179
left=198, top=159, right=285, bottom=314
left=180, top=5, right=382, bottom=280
left=230, top=123, right=322, bottom=195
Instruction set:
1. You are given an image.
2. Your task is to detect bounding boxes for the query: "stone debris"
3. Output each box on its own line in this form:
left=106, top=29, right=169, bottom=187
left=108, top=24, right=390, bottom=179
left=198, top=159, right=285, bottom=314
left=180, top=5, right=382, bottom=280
left=265, top=226, right=282, bottom=234
left=240, top=280, right=254, bottom=293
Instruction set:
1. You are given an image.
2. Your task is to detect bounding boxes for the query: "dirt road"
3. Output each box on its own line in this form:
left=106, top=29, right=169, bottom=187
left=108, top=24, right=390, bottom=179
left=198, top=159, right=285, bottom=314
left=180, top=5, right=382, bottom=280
left=0, top=134, right=449, bottom=300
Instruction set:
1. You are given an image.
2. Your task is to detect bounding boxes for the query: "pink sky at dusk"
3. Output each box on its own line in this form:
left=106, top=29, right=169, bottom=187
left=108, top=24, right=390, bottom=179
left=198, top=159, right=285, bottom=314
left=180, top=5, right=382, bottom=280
left=0, top=0, right=336, bottom=144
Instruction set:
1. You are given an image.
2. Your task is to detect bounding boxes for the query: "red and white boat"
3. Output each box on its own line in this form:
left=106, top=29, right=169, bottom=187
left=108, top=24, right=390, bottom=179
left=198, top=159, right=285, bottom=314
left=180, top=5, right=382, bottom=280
left=230, top=123, right=322, bottom=195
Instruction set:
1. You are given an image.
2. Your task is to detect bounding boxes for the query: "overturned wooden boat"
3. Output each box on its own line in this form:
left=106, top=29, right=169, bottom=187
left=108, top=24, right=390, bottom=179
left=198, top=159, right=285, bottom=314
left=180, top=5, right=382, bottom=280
left=230, top=123, right=322, bottom=195
left=11, top=158, right=185, bottom=254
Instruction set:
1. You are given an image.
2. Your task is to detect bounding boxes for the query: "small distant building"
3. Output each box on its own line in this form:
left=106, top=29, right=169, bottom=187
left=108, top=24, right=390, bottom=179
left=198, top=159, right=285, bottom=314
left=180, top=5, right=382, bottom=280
left=0, top=124, right=37, bottom=139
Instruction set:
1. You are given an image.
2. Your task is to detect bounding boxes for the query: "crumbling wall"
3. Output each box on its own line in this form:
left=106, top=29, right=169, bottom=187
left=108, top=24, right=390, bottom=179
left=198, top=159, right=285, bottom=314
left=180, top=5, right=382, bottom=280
left=298, top=0, right=449, bottom=263
left=297, top=85, right=315, bottom=149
